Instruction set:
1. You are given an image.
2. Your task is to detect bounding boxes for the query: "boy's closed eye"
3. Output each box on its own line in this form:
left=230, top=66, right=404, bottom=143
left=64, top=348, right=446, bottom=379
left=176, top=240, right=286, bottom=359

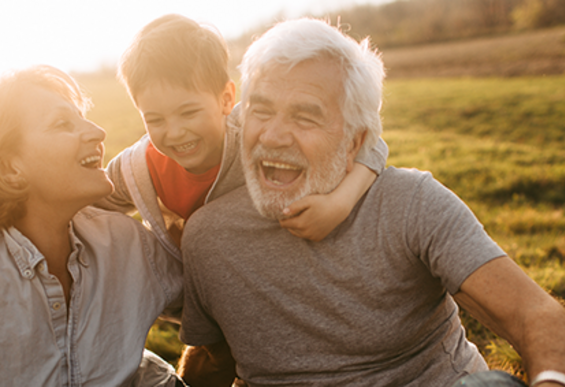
left=181, top=108, right=202, bottom=118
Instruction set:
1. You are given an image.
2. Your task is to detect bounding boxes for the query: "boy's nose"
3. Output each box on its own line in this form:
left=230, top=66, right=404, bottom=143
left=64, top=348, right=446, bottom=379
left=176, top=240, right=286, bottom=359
left=166, top=120, right=188, bottom=140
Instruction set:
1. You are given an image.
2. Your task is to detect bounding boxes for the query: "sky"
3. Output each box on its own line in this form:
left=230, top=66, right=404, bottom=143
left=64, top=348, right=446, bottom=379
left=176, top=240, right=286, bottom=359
left=0, top=0, right=390, bottom=74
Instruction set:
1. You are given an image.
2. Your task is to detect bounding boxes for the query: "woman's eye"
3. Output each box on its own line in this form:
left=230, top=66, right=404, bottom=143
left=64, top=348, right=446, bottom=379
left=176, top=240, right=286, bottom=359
left=55, top=120, right=74, bottom=131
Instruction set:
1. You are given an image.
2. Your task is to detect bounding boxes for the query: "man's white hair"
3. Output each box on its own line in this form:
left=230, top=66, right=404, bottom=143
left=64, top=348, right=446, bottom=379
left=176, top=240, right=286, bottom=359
left=238, top=18, right=385, bottom=153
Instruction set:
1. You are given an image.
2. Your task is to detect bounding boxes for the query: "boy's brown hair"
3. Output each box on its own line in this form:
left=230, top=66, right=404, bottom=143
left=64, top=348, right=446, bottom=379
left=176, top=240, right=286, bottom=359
left=118, top=14, right=230, bottom=102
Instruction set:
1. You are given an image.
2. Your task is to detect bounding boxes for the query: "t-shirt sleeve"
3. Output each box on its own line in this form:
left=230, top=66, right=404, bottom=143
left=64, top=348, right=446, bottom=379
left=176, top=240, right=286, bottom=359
left=180, top=243, right=226, bottom=346
left=405, top=173, right=506, bottom=295
left=354, top=137, right=389, bottom=175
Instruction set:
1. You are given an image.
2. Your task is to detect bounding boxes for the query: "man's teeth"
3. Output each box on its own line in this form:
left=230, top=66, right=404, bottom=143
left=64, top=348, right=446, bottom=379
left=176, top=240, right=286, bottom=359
left=261, top=160, right=301, bottom=170
left=80, top=155, right=101, bottom=166
left=174, top=141, right=198, bottom=153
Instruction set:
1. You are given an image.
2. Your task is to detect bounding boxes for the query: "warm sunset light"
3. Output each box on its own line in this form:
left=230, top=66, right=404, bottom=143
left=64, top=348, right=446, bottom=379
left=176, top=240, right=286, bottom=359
left=0, top=0, right=388, bottom=74
left=1, top=1, right=564, bottom=385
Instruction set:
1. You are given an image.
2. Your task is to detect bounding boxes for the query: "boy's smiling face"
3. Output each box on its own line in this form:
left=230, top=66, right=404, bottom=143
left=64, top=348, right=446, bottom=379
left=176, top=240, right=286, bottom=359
left=136, top=81, right=235, bottom=174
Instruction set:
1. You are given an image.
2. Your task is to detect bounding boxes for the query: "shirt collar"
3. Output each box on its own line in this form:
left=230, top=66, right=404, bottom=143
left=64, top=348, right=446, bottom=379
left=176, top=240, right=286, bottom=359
left=68, top=221, right=87, bottom=267
left=3, top=223, right=87, bottom=280
left=4, top=227, right=44, bottom=280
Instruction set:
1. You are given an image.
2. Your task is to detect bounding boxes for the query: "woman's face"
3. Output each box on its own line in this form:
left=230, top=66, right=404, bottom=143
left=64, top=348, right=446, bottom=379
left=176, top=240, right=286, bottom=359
left=11, top=84, right=113, bottom=212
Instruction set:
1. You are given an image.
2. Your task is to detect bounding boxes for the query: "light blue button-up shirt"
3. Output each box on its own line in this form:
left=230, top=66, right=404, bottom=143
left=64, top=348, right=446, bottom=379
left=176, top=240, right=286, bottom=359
left=0, top=206, right=183, bottom=386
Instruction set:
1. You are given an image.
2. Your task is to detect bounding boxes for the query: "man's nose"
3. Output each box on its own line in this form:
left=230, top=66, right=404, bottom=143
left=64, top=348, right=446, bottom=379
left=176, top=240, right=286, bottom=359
left=258, top=115, right=294, bottom=148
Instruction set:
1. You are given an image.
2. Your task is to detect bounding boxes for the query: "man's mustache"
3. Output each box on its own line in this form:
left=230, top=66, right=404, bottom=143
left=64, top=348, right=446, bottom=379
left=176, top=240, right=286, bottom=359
left=249, top=144, right=309, bottom=171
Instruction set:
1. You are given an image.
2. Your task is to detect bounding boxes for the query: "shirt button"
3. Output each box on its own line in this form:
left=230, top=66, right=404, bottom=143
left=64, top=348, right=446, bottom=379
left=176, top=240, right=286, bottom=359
left=52, top=302, right=61, bottom=311
left=38, top=263, right=45, bottom=271
left=23, top=269, right=33, bottom=278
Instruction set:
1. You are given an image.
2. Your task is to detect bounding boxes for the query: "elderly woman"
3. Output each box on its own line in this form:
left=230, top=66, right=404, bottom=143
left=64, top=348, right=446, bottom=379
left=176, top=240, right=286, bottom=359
left=0, top=66, right=185, bottom=386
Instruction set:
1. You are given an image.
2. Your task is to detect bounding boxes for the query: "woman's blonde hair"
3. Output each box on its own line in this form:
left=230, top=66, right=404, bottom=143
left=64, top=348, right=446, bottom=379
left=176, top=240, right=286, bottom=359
left=0, top=65, right=91, bottom=229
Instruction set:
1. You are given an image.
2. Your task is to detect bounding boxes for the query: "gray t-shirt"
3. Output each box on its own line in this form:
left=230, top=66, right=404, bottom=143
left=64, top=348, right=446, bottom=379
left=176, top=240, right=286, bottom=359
left=180, top=167, right=505, bottom=387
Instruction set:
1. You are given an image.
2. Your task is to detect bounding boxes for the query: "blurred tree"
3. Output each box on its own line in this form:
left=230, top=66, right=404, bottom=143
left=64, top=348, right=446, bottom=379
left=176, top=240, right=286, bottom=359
left=512, top=0, right=565, bottom=30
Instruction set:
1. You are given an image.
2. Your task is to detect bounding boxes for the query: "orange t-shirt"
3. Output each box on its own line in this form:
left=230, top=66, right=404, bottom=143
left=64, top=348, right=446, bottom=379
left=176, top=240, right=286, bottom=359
left=146, top=143, right=220, bottom=220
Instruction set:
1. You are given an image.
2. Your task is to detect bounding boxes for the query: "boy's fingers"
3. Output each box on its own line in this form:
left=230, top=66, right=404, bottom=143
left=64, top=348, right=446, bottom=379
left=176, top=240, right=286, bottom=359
left=287, top=228, right=303, bottom=239
left=279, top=217, right=302, bottom=230
left=283, top=196, right=315, bottom=217
left=279, top=220, right=303, bottom=237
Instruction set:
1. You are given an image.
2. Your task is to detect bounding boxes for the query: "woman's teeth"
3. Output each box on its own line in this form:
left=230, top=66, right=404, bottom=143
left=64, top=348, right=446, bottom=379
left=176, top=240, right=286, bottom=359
left=80, top=155, right=101, bottom=167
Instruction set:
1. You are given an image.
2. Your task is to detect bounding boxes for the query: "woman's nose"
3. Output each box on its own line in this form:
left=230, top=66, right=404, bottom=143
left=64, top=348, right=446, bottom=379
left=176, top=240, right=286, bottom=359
left=81, top=120, right=107, bottom=142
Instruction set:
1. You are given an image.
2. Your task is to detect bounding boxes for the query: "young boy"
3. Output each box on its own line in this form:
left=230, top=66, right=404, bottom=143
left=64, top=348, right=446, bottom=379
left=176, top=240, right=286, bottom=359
left=97, top=14, right=389, bottom=262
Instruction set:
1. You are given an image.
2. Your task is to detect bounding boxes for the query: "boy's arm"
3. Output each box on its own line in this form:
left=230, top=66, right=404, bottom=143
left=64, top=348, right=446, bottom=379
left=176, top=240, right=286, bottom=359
left=93, top=152, right=137, bottom=214
left=280, top=163, right=376, bottom=241
left=279, top=137, right=387, bottom=241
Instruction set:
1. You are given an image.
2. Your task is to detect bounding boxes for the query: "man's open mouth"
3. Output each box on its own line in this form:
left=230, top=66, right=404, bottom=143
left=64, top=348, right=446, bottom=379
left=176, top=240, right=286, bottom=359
left=261, top=160, right=303, bottom=186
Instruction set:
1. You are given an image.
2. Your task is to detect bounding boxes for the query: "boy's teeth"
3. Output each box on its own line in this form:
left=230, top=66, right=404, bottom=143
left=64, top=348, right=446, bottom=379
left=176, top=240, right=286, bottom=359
left=80, top=155, right=101, bottom=166
left=174, top=141, right=198, bottom=152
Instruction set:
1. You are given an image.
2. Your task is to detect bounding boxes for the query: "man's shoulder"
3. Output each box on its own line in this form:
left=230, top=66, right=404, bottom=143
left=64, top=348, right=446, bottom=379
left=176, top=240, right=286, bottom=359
left=381, top=166, right=432, bottom=182
left=374, top=166, right=434, bottom=197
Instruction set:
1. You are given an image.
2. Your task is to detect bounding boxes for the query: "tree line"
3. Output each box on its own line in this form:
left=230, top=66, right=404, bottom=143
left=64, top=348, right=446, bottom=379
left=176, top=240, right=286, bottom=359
left=227, top=0, right=565, bottom=68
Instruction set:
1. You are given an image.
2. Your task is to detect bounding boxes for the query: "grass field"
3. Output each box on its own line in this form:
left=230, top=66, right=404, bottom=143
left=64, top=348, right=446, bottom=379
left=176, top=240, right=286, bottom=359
left=78, top=72, right=565, bottom=379
left=382, top=76, right=565, bottom=379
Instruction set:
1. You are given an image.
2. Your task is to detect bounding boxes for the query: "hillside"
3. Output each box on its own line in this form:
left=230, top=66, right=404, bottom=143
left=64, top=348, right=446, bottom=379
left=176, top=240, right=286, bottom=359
left=382, top=25, right=565, bottom=78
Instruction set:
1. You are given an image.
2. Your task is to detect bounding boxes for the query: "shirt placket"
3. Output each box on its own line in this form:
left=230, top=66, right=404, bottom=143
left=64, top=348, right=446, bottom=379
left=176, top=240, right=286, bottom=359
left=37, top=259, right=70, bottom=386
left=66, top=245, right=84, bottom=387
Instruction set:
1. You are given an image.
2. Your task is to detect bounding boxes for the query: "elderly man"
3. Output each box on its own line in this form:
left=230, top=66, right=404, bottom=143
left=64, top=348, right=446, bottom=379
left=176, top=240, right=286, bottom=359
left=178, top=19, right=565, bottom=387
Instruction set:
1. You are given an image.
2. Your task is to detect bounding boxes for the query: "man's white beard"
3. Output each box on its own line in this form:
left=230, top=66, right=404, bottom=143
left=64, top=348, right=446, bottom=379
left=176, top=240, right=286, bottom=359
left=242, top=142, right=349, bottom=220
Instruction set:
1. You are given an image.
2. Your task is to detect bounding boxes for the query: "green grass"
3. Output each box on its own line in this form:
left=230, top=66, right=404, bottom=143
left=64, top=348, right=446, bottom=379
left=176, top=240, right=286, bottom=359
left=382, top=76, right=565, bottom=379
left=78, top=73, right=565, bottom=376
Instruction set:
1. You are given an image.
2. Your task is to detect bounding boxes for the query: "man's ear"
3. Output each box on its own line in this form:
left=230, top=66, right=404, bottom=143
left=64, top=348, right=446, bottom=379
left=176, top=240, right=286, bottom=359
left=346, top=130, right=367, bottom=173
left=220, top=80, right=237, bottom=116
